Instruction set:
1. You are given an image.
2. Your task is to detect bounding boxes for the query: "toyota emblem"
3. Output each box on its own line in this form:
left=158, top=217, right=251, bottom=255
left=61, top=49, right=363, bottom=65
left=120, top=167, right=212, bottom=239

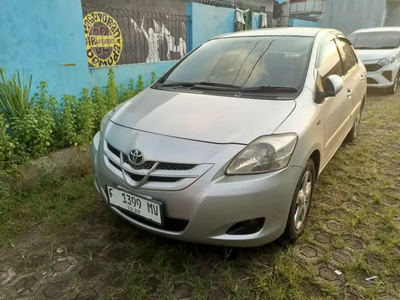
left=128, top=149, right=144, bottom=165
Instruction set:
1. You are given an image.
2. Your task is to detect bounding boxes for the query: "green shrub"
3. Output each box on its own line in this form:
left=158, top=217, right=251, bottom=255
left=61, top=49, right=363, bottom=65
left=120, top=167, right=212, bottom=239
left=0, top=114, right=15, bottom=166
left=106, top=68, right=118, bottom=110
left=0, top=68, right=156, bottom=170
left=135, top=75, right=144, bottom=94
left=11, top=109, right=53, bottom=158
left=151, top=71, right=157, bottom=84
left=0, top=68, right=33, bottom=121
left=92, top=86, right=107, bottom=130
left=59, top=95, right=77, bottom=146
left=75, top=88, right=95, bottom=145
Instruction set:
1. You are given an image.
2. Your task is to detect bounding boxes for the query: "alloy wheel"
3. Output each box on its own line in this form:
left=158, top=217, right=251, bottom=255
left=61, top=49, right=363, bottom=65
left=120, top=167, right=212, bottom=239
left=294, top=170, right=313, bottom=230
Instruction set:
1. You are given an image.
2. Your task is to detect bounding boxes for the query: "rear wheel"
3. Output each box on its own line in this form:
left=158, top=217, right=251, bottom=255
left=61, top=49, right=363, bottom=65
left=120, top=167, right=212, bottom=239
left=345, top=105, right=362, bottom=143
left=282, top=159, right=315, bottom=242
left=388, top=71, right=399, bottom=94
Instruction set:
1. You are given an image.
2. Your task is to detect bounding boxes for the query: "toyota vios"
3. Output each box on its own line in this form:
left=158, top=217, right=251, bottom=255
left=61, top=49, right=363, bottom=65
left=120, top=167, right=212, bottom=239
left=348, top=27, right=400, bottom=94
left=91, top=28, right=366, bottom=247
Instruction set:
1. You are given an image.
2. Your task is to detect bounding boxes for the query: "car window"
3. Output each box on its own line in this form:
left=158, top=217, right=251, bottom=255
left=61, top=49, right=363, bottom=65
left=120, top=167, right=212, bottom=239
left=351, top=31, right=400, bottom=49
left=336, top=39, right=356, bottom=75
left=316, top=39, right=344, bottom=84
left=158, top=36, right=314, bottom=92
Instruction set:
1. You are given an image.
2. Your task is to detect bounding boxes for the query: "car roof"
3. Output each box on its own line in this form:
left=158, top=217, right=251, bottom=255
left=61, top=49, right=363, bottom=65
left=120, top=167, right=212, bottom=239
left=351, top=27, right=400, bottom=34
left=216, top=27, right=343, bottom=39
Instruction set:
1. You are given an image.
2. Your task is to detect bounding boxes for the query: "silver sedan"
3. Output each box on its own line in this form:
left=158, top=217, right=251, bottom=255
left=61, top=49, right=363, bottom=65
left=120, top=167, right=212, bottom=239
left=91, top=27, right=366, bottom=247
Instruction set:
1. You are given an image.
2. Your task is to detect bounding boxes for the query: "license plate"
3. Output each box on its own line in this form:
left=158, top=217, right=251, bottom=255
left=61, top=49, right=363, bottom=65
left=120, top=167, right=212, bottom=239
left=106, top=186, right=163, bottom=225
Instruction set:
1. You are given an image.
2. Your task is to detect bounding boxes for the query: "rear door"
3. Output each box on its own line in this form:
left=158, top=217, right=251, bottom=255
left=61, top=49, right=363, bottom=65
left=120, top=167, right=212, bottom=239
left=336, top=39, right=365, bottom=118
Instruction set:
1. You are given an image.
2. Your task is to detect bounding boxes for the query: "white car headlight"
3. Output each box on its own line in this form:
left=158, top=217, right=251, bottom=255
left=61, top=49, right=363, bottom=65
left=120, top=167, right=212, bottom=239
left=378, top=55, right=396, bottom=67
left=226, top=133, right=298, bottom=175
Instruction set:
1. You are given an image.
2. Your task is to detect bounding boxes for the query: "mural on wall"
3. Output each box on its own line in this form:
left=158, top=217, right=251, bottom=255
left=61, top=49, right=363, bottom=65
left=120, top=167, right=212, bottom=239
left=82, top=5, right=187, bottom=67
left=83, top=11, right=123, bottom=67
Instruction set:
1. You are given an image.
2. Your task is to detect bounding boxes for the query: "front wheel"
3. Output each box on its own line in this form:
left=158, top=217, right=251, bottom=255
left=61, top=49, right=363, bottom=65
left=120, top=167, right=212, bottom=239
left=281, top=159, right=316, bottom=242
left=388, top=72, right=399, bottom=94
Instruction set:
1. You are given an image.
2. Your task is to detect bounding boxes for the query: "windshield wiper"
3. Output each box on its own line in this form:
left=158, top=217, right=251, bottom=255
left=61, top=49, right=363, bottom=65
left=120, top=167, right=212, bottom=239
left=161, top=81, right=241, bottom=90
left=354, top=47, right=376, bottom=49
left=376, top=46, right=396, bottom=49
left=160, top=81, right=197, bottom=87
left=240, top=86, right=298, bottom=93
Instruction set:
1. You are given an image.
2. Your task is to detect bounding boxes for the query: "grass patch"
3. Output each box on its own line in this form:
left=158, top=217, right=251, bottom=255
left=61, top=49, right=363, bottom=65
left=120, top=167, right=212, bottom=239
left=0, top=160, right=98, bottom=246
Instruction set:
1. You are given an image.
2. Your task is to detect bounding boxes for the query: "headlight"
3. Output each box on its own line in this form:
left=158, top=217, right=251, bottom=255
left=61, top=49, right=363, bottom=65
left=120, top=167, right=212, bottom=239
left=226, top=133, right=298, bottom=175
left=378, top=55, right=396, bottom=66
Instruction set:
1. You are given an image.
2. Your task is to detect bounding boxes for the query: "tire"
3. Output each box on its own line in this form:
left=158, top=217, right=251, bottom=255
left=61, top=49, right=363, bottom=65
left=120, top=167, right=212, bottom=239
left=388, top=71, right=399, bottom=95
left=281, top=159, right=316, bottom=242
left=345, top=105, right=362, bottom=143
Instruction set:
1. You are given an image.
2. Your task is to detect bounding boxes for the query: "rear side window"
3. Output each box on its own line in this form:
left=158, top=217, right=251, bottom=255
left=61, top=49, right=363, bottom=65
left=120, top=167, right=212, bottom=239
left=336, top=39, right=356, bottom=75
left=316, top=40, right=344, bottom=84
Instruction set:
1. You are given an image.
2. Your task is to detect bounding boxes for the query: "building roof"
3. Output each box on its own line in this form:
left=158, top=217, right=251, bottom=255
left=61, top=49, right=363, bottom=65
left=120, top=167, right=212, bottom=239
left=216, top=27, right=340, bottom=39
left=352, top=27, right=400, bottom=34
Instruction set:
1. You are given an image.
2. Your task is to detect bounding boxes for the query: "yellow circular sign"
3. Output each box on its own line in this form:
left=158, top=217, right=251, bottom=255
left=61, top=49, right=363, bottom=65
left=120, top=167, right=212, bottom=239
left=83, top=11, right=123, bottom=67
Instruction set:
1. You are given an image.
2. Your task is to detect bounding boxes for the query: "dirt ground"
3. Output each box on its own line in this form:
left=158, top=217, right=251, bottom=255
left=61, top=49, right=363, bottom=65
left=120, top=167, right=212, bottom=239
left=0, top=91, right=399, bottom=300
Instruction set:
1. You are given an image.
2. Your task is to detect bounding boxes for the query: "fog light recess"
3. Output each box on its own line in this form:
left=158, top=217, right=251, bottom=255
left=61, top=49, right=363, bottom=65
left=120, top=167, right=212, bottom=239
left=226, top=218, right=265, bottom=235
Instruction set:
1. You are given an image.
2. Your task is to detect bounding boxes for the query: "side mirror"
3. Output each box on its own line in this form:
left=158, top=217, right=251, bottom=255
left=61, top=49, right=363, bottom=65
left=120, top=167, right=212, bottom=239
left=315, top=75, right=344, bottom=104
left=325, top=75, right=343, bottom=96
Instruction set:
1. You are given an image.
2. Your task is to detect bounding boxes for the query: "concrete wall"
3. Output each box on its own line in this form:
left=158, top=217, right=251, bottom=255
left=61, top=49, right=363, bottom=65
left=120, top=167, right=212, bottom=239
left=322, top=0, right=386, bottom=35
left=0, top=0, right=89, bottom=99
left=385, top=0, right=400, bottom=26
left=88, top=61, right=177, bottom=89
left=290, top=18, right=321, bottom=27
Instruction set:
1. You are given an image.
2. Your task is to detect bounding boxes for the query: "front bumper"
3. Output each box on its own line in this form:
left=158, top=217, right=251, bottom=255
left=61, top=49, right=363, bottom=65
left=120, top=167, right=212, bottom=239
left=91, top=131, right=303, bottom=247
left=364, top=61, right=399, bottom=88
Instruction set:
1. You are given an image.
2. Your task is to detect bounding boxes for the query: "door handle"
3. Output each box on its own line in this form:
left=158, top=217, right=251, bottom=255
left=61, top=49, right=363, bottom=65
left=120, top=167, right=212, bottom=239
left=347, top=89, right=353, bottom=98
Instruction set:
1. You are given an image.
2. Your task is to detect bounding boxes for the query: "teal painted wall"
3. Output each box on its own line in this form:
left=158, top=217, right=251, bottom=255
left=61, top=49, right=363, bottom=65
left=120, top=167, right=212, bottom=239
left=0, top=0, right=89, bottom=99
left=289, top=18, right=321, bottom=28
left=88, top=61, right=177, bottom=89
left=188, top=3, right=236, bottom=49
left=252, top=12, right=262, bottom=30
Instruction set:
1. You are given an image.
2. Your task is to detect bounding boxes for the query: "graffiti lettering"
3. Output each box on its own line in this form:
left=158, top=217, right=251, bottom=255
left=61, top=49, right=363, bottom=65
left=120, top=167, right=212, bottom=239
left=83, top=11, right=123, bottom=67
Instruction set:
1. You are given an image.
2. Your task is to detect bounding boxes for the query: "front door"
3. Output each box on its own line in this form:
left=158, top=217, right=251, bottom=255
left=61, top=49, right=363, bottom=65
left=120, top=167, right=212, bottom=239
left=316, top=39, right=349, bottom=162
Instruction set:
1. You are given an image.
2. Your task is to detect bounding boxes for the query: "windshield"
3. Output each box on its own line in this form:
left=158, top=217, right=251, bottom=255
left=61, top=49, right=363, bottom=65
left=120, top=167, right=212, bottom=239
left=349, top=32, right=400, bottom=49
left=156, top=36, right=314, bottom=94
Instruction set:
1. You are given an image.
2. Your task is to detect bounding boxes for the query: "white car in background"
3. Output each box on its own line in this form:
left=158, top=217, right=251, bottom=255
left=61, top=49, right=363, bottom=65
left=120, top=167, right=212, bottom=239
left=348, top=27, right=400, bottom=94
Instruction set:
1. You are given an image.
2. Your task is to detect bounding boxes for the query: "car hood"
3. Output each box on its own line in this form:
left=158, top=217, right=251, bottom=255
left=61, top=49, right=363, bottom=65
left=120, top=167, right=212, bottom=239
left=355, top=48, right=398, bottom=62
left=111, top=88, right=296, bottom=144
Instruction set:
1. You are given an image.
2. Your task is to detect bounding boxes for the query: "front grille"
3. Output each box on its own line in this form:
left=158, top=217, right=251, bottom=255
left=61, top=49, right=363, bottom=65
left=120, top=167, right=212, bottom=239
left=383, top=71, right=392, bottom=81
left=365, top=64, right=382, bottom=72
left=107, top=142, right=196, bottom=171
left=127, top=172, right=182, bottom=183
left=118, top=208, right=189, bottom=232
left=104, top=141, right=204, bottom=190
left=107, top=143, right=120, bottom=157
left=109, top=159, right=122, bottom=171
left=158, top=163, right=196, bottom=171
left=367, top=78, right=378, bottom=84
